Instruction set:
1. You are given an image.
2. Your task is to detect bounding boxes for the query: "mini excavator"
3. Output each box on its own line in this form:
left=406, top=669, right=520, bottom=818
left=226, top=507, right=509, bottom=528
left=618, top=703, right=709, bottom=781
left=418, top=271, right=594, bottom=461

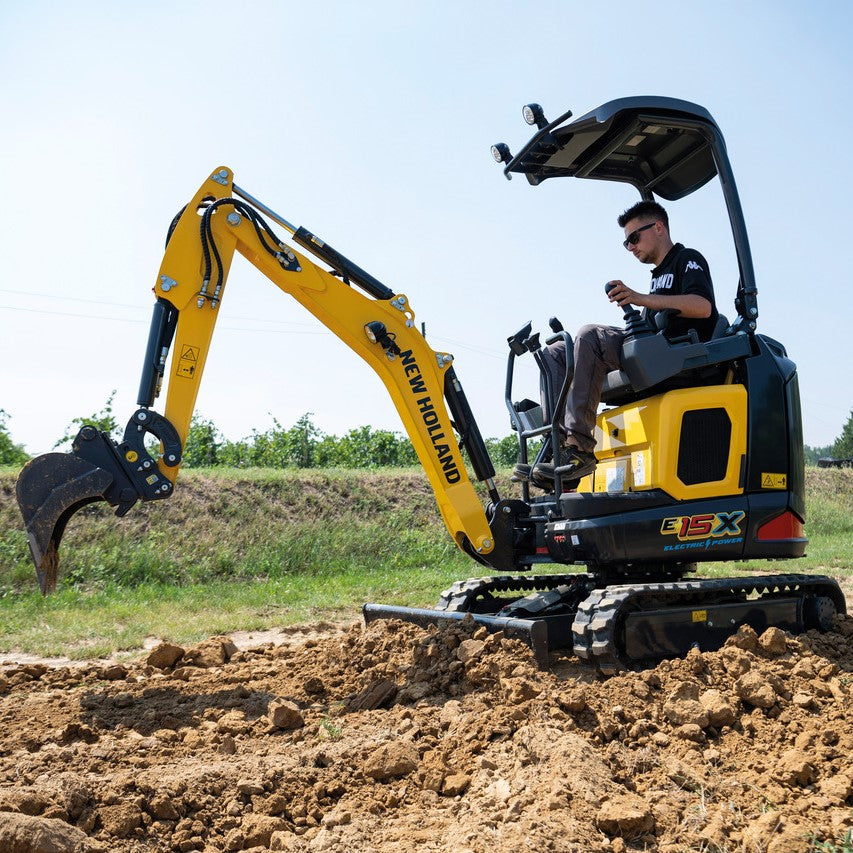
left=16, top=97, right=846, bottom=673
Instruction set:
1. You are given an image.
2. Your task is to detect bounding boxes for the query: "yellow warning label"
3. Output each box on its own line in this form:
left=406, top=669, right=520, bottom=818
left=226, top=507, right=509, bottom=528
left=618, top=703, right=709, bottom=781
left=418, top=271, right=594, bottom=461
left=692, top=610, right=707, bottom=623
left=761, top=473, right=787, bottom=489
left=176, top=345, right=200, bottom=379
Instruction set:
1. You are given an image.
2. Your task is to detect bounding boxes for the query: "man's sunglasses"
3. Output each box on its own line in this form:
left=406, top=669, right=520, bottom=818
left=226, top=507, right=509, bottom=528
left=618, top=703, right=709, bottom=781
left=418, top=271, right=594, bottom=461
left=623, top=222, right=656, bottom=249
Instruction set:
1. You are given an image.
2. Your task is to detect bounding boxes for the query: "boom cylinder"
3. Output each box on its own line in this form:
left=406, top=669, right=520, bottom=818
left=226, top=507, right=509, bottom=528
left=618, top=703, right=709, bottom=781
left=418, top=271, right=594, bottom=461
left=137, top=299, right=178, bottom=407
left=292, top=227, right=395, bottom=300
left=444, top=367, right=498, bottom=502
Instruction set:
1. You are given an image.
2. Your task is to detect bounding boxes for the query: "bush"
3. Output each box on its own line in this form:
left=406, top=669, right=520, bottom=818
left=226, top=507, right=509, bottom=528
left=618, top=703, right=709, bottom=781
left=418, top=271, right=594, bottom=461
left=54, top=391, right=120, bottom=450
left=0, top=410, right=28, bottom=466
left=832, top=409, right=853, bottom=459
left=51, top=399, right=524, bottom=472
left=180, top=413, right=424, bottom=470
left=246, top=413, right=321, bottom=468
left=316, top=425, right=418, bottom=468
left=182, top=415, right=224, bottom=467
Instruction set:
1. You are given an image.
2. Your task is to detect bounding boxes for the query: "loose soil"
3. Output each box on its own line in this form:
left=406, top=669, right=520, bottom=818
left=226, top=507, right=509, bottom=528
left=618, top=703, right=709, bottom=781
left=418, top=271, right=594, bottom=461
left=1, top=616, right=852, bottom=853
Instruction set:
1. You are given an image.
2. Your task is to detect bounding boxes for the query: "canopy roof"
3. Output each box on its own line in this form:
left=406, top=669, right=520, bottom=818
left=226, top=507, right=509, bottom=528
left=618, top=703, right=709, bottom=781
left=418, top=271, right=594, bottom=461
left=498, top=96, right=758, bottom=326
left=504, top=97, right=723, bottom=200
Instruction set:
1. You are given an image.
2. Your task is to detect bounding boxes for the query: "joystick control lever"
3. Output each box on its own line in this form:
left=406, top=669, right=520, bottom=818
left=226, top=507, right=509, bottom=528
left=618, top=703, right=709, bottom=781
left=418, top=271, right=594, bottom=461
left=605, top=281, right=654, bottom=338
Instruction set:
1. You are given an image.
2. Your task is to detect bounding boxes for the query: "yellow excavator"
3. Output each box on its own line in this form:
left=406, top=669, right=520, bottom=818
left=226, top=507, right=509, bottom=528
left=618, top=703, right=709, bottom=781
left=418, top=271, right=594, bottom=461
left=16, top=97, right=845, bottom=673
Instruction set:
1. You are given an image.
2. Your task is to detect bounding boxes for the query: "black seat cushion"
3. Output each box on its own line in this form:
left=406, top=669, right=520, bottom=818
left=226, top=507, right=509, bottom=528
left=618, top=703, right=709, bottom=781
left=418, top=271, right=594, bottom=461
left=600, top=314, right=750, bottom=406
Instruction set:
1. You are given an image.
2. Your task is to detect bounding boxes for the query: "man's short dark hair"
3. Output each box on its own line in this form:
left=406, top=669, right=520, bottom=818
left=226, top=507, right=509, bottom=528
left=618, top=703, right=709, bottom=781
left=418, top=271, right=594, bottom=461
left=618, top=200, right=669, bottom=231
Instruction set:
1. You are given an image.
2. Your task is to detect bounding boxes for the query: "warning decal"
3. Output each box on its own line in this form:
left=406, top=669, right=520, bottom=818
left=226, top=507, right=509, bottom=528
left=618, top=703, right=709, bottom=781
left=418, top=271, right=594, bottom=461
left=761, top=473, right=787, bottom=489
left=176, top=345, right=200, bottom=378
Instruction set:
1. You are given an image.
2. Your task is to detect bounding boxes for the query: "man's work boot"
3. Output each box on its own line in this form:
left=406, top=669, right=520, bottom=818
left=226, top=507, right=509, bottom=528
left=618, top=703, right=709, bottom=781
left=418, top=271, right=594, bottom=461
left=532, top=446, right=597, bottom=483
left=511, top=462, right=555, bottom=490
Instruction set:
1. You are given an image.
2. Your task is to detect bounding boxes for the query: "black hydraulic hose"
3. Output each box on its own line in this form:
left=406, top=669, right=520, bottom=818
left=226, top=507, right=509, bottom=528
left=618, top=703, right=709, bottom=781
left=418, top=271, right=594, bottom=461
left=165, top=205, right=187, bottom=248
left=198, top=199, right=290, bottom=298
left=194, top=197, right=393, bottom=311
left=199, top=209, right=214, bottom=294
left=202, top=212, right=224, bottom=296
left=243, top=206, right=283, bottom=254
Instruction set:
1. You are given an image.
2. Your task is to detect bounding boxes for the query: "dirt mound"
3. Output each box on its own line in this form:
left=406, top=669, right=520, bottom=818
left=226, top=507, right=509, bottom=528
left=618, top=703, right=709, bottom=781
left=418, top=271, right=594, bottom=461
left=1, top=616, right=852, bottom=852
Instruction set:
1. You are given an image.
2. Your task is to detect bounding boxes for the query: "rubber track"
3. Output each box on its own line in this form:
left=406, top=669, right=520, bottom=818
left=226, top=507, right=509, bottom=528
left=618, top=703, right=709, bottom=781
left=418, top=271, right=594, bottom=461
left=434, top=574, right=593, bottom=613
left=571, top=573, right=847, bottom=676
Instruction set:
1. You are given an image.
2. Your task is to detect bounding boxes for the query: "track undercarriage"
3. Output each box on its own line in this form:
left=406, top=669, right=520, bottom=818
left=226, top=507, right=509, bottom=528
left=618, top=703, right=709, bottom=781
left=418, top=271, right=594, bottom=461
left=364, top=571, right=846, bottom=674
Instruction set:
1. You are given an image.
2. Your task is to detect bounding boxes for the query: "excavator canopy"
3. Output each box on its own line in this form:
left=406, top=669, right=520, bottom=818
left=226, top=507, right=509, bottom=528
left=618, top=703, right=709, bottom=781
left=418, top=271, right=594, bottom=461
left=494, top=95, right=758, bottom=329
left=502, top=96, right=719, bottom=198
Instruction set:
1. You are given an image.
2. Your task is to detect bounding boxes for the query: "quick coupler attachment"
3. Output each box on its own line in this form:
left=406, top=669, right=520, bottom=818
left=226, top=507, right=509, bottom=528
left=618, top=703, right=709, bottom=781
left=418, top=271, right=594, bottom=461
left=15, top=409, right=181, bottom=594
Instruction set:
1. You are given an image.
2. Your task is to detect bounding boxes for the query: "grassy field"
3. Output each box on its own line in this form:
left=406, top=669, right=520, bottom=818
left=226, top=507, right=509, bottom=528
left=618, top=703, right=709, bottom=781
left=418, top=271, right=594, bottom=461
left=1, top=466, right=851, bottom=659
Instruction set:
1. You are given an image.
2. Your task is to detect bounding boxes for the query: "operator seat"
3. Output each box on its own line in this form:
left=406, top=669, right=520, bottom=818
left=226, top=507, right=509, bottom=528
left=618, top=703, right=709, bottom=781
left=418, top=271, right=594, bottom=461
left=599, top=311, right=750, bottom=407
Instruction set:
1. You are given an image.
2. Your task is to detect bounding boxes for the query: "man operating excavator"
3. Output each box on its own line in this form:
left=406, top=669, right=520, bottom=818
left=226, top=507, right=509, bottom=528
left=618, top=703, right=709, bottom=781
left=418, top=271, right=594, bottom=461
left=516, top=200, right=719, bottom=488
left=18, top=100, right=843, bottom=671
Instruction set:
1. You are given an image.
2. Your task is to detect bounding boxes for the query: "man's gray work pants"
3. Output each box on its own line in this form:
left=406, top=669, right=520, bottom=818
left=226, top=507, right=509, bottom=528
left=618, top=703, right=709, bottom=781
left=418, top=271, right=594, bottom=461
left=540, top=323, right=624, bottom=453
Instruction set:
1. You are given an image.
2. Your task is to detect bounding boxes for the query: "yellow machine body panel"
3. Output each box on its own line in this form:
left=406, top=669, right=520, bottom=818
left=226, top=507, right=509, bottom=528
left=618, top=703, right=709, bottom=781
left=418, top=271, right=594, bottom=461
left=585, top=384, right=747, bottom=501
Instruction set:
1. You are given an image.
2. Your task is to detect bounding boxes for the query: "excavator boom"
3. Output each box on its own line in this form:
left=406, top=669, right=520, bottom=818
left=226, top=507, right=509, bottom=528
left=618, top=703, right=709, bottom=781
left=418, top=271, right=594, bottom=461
left=17, top=168, right=504, bottom=592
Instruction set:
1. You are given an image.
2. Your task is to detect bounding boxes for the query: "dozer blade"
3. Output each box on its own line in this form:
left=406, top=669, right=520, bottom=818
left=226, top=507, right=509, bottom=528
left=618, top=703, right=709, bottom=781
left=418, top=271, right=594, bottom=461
left=16, top=452, right=115, bottom=594
left=363, top=604, right=553, bottom=668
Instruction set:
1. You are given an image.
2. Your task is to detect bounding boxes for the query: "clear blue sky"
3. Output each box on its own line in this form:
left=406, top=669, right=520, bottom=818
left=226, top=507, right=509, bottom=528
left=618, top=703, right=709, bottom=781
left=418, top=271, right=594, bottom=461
left=2, top=1, right=851, bottom=454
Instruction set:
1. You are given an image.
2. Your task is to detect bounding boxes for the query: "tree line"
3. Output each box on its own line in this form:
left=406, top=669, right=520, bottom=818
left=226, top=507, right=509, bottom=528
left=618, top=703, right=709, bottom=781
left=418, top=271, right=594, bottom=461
left=0, top=398, right=521, bottom=469
left=2, top=399, right=851, bottom=469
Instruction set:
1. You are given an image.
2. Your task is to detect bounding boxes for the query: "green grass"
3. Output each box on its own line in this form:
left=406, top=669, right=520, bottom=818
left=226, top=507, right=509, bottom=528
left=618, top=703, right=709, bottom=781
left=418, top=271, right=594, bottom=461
left=811, top=829, right=853, bottom=853
left=0, top=466, right=850, bottom=659
left=0, top=563, right=470, bottom=659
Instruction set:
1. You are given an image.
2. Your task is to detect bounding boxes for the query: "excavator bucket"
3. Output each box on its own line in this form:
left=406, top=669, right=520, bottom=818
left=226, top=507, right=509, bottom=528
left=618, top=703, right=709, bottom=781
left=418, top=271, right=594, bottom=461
left=16, top=413, right=180, bottom=594
left=16, top=451, right=114, bottom=594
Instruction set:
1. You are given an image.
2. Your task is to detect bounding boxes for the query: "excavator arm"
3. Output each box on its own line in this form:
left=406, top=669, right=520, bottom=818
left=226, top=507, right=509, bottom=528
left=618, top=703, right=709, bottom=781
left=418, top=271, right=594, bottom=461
left=16, top=168, right=503, bottom=593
